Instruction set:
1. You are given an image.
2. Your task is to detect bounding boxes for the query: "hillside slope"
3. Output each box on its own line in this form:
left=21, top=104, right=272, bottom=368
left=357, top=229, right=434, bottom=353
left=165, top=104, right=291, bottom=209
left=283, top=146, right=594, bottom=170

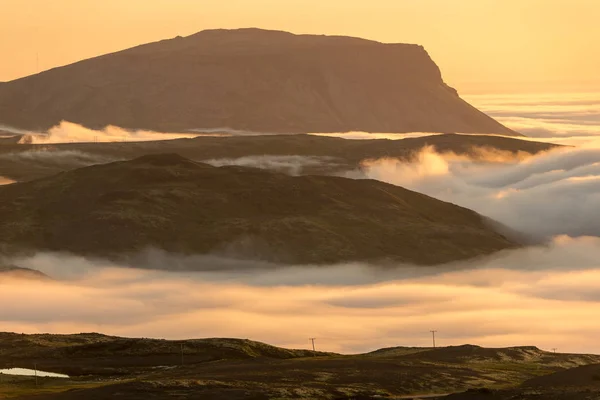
left=0, top=133, right=558, bottom=182
left=0, top=154, right=517, bottom=265
left=0, top=29, right=517, bottom=135
left=4, top=333, right=600, bottom=400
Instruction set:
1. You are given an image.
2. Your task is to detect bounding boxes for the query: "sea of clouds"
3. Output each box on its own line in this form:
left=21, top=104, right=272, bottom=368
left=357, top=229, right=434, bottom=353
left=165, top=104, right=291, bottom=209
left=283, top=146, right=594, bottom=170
left=2, top=92, right=600, bottom=354
left=466, top=92, right=600, bottom=147
left=2, top=236, right=600, bottom=354
left=352, top=143, right=600, bottom=240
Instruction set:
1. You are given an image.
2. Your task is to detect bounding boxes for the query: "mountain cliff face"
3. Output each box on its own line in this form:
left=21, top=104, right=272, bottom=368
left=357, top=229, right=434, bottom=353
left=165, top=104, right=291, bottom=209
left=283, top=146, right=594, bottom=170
left=0, top=154, right=518, bottom=265
left=0, top=29, right=517, bottom=135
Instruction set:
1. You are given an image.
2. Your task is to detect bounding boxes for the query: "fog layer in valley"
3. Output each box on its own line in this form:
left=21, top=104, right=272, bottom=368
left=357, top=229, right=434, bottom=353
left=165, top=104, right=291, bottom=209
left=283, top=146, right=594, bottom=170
left=467, top=92, right=600, bottom=146
left=353, top=142, right=600, bottom=240
left=0, top=176, right=14, bottom=185
left=204, top=155, right=341, bottom=175
left=17, top=121, right=201, bottom=144
left=2, top=236, right=600, bottom=354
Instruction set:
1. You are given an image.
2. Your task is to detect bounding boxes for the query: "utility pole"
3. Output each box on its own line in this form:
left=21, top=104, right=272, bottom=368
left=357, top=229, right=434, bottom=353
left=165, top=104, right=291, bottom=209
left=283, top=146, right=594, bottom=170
left=309, top=338, right=316, bottom=356
left=552, top=348, right=558, bottom=353
left=180, top=343, right=184, bottom=366
left=34, top=362, right=38, bottom=387
left=430, top=330, right=438, bottom=349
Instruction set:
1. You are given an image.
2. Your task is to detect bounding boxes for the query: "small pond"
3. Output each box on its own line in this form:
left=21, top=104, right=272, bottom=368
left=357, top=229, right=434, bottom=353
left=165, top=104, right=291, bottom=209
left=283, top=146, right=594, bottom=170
left=0, top=368, right=69, bottom=378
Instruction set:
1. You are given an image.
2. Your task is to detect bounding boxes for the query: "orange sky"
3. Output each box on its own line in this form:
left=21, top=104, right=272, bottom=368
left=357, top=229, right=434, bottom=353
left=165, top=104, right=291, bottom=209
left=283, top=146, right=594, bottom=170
left=1, top=0, right=599, bottom=93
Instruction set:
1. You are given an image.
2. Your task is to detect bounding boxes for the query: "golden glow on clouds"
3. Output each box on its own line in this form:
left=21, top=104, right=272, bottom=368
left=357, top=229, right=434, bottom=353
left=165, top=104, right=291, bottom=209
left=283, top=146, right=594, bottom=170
left=357, top=143, right=600, bottom=239
left=1, top=0, right=599, bottom=93
left=0, top=176, right=15, bottom=185
left=3, top=237, right=600, bottom=354
left=466, top=92, right=600, bottom=145
left=2, top=141, right=600, bottom=353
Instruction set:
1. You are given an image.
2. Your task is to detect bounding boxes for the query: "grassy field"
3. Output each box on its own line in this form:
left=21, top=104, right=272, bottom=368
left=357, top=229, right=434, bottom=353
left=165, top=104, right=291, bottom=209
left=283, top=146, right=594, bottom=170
left=2, top=334, right=600, bottom=399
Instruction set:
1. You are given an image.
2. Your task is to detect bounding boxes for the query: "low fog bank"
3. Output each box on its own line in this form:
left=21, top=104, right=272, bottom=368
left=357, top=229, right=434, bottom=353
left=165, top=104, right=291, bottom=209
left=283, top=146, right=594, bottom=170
left=348, top=143, right=600, bottom=240
left=0, top=149, right=118, bottom=181
left=0, top=149, right=114, bottom=166
left=0, top=176, right=14, bottom=185
left=7, top=120, right=526, bottom=145
left=18, top=121, right=201, bottom=144
left=0, top=123, right=28, bottom=135
left=2, top=236, right=600, bottom=354
left=467, top=92, right=600, bottom=144
left=311, top=132, right=446, bottom=140
left=203, top=155, right=342, bottom=175
left=189, top=127, right=284, bottom=136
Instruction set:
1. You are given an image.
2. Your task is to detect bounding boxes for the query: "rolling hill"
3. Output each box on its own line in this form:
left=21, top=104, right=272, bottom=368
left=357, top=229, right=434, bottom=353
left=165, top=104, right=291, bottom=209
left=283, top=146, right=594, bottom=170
left=0, top=133, right=559, bottom=182
left=0, top=153, right=518, bottom=265
left=3, top=332, right=600, bottom=400
left=0, top=28, right=517, bottom=135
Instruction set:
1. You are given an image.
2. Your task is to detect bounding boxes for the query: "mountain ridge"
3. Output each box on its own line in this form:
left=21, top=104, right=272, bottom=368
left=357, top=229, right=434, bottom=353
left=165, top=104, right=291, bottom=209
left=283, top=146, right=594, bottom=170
left=0, top=28, right=517, bottom=136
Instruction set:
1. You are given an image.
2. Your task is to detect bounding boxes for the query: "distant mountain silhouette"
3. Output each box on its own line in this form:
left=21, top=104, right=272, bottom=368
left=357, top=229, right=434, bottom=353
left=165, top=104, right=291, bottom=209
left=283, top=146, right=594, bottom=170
left=0, top=154, right=518, bottom=265
left=0, top=28, right=517, bottom=135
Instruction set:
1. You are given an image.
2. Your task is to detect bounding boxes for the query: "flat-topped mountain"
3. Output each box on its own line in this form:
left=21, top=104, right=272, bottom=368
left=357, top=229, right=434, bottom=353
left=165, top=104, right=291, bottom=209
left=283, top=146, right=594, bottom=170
left=0, top=28, right=517, bottom=135
left=0, top=153, right=517, bottom=265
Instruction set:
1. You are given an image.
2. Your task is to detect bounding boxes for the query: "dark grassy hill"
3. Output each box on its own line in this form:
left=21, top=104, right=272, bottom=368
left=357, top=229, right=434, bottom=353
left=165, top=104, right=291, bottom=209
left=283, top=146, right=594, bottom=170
left=369, top=344, right=600, bottom=368
left=3, top=333, right=600, bottom=400
left=0, top=333, right=331, bottom=377
left=0, top=153, right=517, bottom=265
left=523, top=363, right=600, bottom=389
left=0, top=133, right=559, bottom=183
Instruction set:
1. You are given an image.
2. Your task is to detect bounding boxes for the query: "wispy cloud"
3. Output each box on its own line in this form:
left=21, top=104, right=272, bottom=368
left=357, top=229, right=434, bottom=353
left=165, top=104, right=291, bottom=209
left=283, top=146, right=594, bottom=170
left=18, top=121, right=200, bottom=144
left=203, top=155, right=340, bottom=176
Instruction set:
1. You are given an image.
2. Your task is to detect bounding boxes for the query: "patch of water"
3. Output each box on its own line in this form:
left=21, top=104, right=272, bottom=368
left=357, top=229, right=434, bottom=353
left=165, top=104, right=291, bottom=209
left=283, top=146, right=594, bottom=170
left=0, top=368, right=69, bottom=378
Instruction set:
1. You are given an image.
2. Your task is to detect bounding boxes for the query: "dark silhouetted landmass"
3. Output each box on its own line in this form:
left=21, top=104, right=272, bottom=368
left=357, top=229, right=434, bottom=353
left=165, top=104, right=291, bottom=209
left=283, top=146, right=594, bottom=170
left=0, top=153, right=517, bottom=265
left=0, top=265, right=48, bottom=279
left=0, top=133, right=559, bottom=182
left=3, top=332, right=600, bottom=400
left=0, top=29, right=517, bottom=135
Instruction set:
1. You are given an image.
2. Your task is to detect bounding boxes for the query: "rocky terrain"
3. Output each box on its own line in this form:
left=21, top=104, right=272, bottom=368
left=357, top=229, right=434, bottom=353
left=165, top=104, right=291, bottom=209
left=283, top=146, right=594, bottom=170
left=0, top=29, right=516, bottom=135
left=0, top=153, right=517, bottom=265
